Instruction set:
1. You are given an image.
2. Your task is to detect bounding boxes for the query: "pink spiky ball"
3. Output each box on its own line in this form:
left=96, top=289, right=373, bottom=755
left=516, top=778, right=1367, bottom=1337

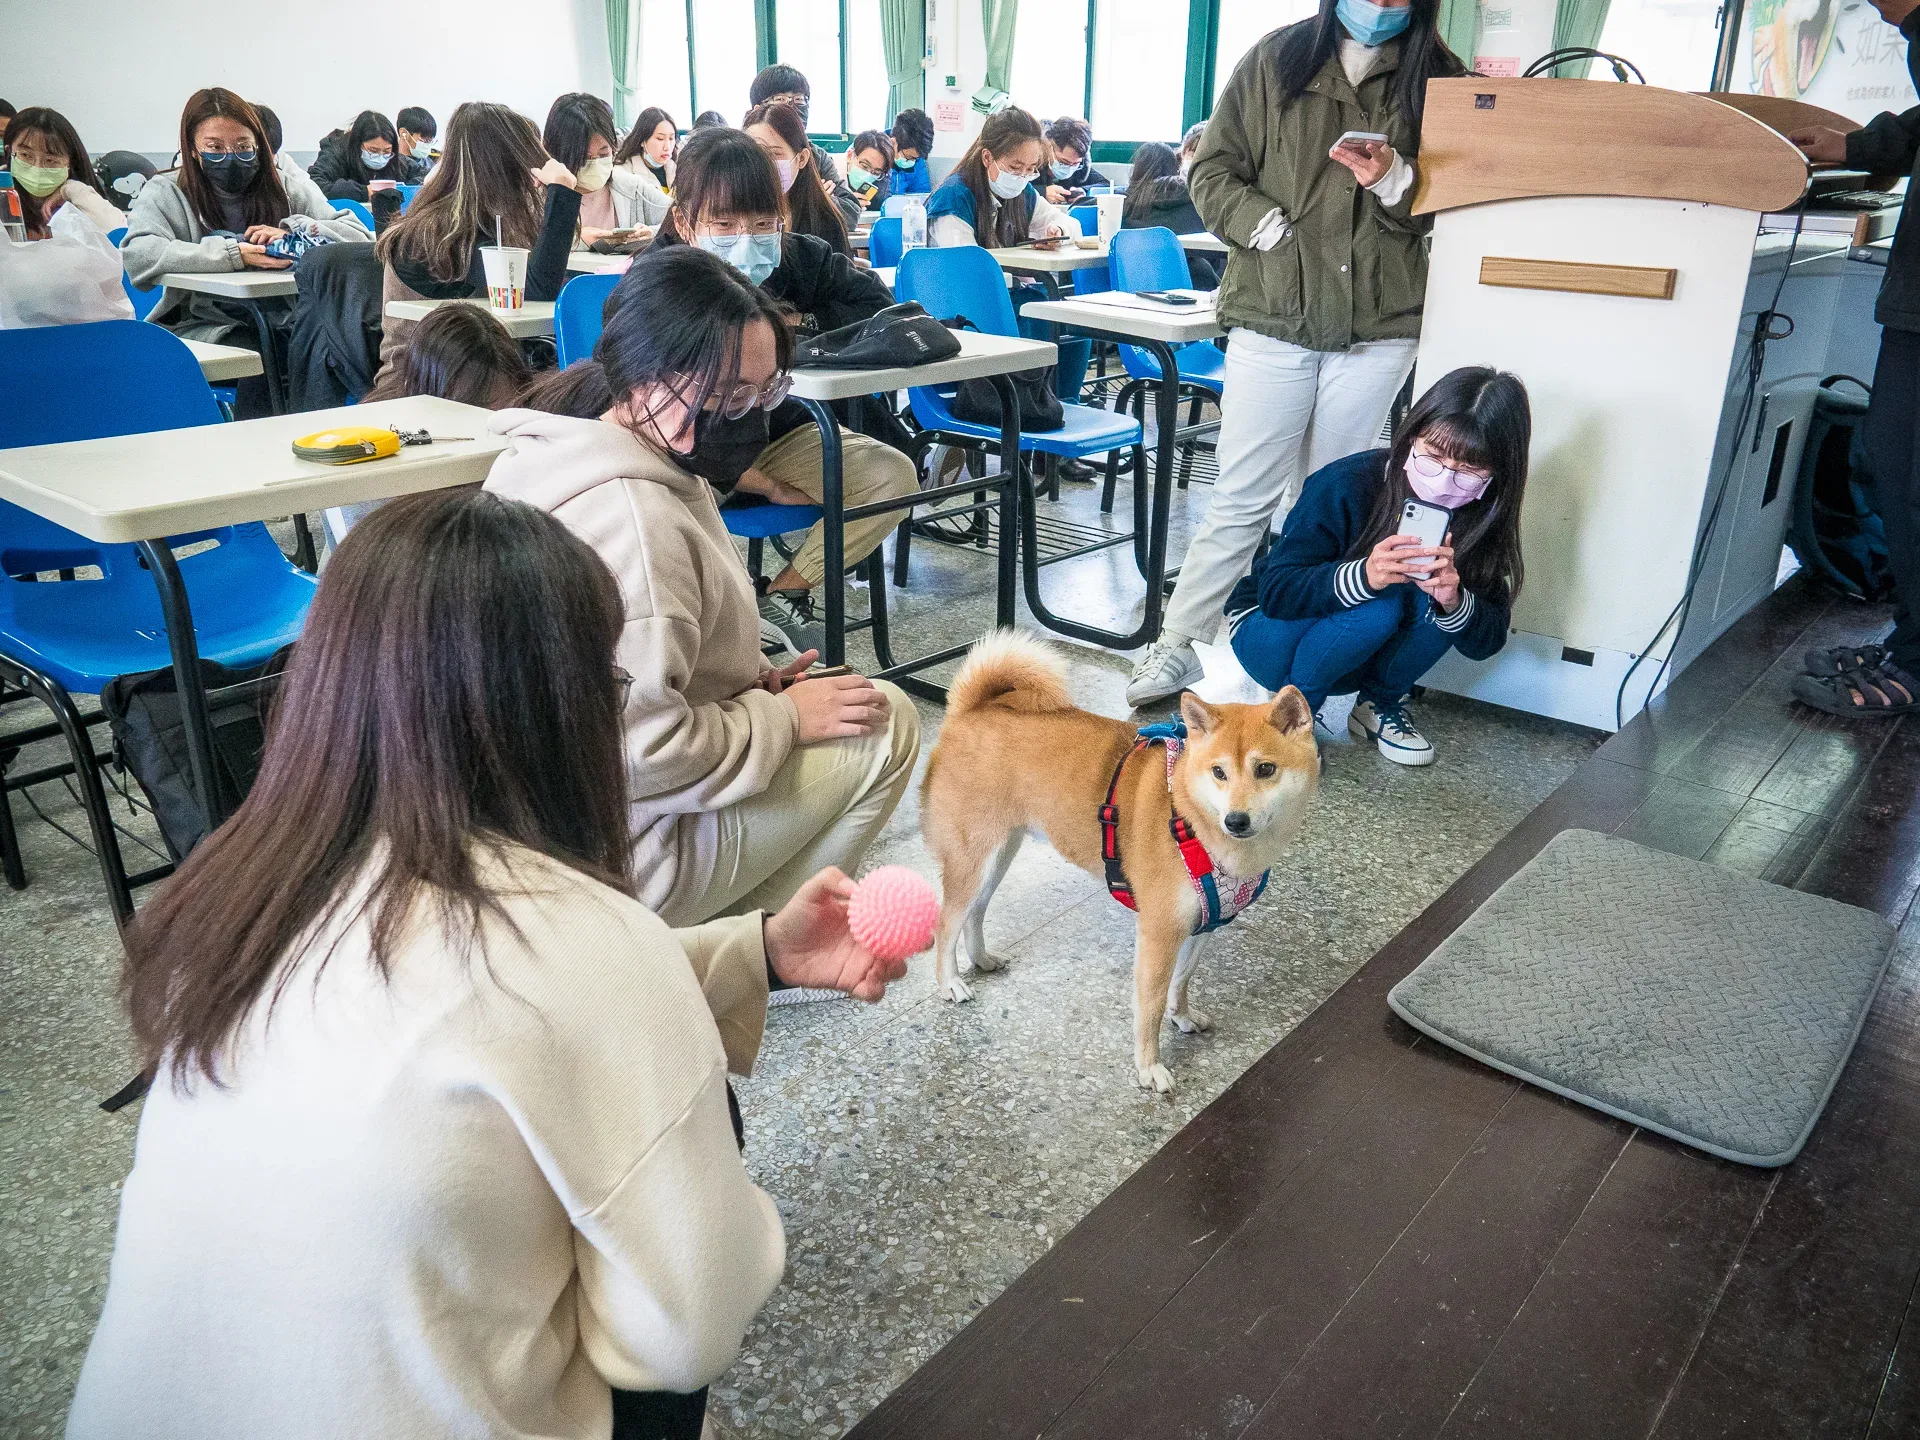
left=847, top=865, right=939, bottom=962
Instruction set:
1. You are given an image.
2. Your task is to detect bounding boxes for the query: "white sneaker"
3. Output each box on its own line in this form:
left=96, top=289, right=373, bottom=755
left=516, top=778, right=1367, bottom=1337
left=1350, top=699, right=1435, bottom=766
left=1314, top=692, right=1358, bottom=744
left=1127, top=637, right=1203, bottom=707
left=759, top=616, right=802, bottom=661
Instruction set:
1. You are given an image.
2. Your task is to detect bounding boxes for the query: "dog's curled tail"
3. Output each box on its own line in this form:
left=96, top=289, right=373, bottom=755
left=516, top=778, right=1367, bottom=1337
left=948, top=630, right=1074, bottom=716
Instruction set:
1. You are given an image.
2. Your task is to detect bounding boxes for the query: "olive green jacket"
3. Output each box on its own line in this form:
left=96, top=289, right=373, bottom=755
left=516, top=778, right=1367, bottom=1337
left=1190, top=29, right=1440, bottom=352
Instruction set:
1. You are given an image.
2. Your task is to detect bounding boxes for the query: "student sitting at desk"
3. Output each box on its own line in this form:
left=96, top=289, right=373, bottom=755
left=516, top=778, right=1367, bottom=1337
left=396, top=106, right=437, bottom=170
left=845, top=129, right=895, bottom=210
left=1122, top=140, right=1221, bottom=287
left=1043, top=115, right=1096, bottom=204
left=890, top=108, right=934, bottom=196
left=308, top=110, right=408, bottom=203
left=250, top=105, right=310, bottom=194
left=748, top=64, right=864, bottom=229
left=1226, top=367, right=1529, bottom=766
left=613, top=105, right=678, bottom=219
left=544, top=92, right=666, bottom=250
left=0, top=107, right=132, bottom=327
left=744, top=101, right=851, bottom=257
left=650, top=126, right=917, bottom=649
left=371, top=100, right=582, bottom=383
left=484, top=246, right=920, bottom=927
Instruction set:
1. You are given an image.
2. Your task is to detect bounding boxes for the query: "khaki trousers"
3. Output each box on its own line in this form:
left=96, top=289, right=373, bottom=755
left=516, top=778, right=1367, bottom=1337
left=754, top=423, right=919, bottom=587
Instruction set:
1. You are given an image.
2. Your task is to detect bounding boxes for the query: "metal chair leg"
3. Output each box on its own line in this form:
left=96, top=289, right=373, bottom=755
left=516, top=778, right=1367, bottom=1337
left=0, top=752, right=24, bottom=892
left=891, top=516, right=913, bottom=589
left=864, top=550, right=894, bottom=668
left=746, top=536, right=764, bottom=582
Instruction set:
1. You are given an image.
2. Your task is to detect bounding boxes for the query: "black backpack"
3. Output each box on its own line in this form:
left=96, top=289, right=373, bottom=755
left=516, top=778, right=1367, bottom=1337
left=1786, top=376, right=1895, bottom=602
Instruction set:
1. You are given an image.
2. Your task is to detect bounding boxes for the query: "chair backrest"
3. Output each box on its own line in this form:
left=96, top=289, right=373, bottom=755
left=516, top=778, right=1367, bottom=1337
left=333, top=197, right=376, bottom=229
left=106, top=227, right=164, bottom=321
left=881, top=193, right=919, bottom=218
left=1108, top=226, right=1194, bottom=294
left=893, top=246, right=1016, bottom=337
left=0, top=321, right=224, bottom=447
left=555, top=272, right=622, bottom=367
left=867, top=216, right=905, bottom=269
left=1065, top=206, right=1113, bottom=296
left=1069, top=204, right=1099, bottom=236
left=397, top=184, right=422, bottom=212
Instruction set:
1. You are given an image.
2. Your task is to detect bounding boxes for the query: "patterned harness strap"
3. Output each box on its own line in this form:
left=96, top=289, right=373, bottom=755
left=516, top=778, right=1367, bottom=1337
left=1099, top=722, right=1271, bottom=935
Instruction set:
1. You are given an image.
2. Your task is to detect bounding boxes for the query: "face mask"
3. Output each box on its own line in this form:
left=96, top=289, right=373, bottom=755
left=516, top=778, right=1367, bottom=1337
left=774, top=157, right=797, bottom=192
left=674, top=405, right=771, bottom=489
left=1336, top=0, right=1413, bottom=47
left=893, top=155, right=916, bottom=171
left=845, top=162, right=874, bottom=190
left=361, top=149, right=391, bottom=171
left=1405, top=451, right=1491, bottom=510
left=988, top=163, right=1032, bottom=201
left=199, top=151, right=258, bottom=194
left=11, top=162, right=68, bottom=198
left=577, top=157, right=614, bottom=192
left=696, top=230, right=783, bottom=287
left=1050, top=160, right=1078, bottom=181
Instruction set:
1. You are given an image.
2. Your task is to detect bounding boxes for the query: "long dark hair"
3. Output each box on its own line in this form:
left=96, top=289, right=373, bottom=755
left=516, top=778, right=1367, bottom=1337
left=177, top=88, right=291, bottom=232
left=744, top=102, right=848, bottom=255
left=660, top=125, right=788, bottom=245
left=1272, top=0, right=1466, bottom=150
left=519, top=359, right=617, bottom=418
left=543, top=92, right=617, bottom=173
left=4, top=107, right=105, bottom=237
left=362, top=303, right=531, bottom=405
left=596, top=246, right=794, bottom=448
left=614, top=106, right=678, bottom=169
left=336, top=109, right=402, bottom=187
left=124, top=489, right=632, bottom=1089
left=378, top=102, right=548, bottom=284
left=1350, top=367, right=1531, bottom=599
left=952, top=107, right=1043, bottom=247
left=1122, top=141, right=1184, bottom=226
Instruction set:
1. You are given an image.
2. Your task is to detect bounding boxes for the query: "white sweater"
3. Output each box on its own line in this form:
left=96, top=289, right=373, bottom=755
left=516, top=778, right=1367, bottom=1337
left=67, top=844, right=785, bottom=1440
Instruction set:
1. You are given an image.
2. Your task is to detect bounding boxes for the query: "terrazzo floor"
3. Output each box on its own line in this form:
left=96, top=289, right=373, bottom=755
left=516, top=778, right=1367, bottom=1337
left=0, top=445, right=1602, bottom=1439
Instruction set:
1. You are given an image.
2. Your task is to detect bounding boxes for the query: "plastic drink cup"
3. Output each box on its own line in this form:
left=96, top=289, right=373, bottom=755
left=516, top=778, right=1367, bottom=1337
left=1095, top=194, right=1123, bottom=242
left=480, top=245, right=529, bottom=310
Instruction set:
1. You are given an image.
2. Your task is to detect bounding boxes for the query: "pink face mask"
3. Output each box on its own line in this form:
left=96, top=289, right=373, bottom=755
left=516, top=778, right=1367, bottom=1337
left=1405, top=450, right=1491, bottom=510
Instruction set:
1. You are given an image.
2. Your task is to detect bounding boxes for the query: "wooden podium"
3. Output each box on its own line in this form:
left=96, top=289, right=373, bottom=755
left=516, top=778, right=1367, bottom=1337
left=1408, top=78, right=1838, bottom=730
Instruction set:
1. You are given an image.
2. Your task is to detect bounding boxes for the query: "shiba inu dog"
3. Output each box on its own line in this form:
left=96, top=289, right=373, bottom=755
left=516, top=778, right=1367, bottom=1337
left=922, top=632, right=1319, bottom=1092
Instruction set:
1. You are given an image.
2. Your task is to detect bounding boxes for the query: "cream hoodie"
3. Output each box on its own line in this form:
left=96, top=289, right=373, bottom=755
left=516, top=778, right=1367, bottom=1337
left=68, top=845, right=785, bottom=1440
left=484, top=410, right=798, bottom=918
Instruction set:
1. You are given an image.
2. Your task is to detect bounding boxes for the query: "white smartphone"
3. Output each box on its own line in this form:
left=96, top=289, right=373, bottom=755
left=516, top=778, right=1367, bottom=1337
left=1335, top=130, right=1390, bottom=149
left=1398, top=498, right=1451, bottom=575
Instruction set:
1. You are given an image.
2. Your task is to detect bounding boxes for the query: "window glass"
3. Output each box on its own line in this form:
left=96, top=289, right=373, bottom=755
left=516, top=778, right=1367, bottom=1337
left=635, top=0, right=692, bottom=124
left=1215, top=0, right=1318, bottom=101
left=692, top=0, right=759, bottom=123
left=777, top=0, right=845, bottom=132
left=1010, top=4, right=1091, bottom=125
left=846, top=0, right=894, bottom=131
left=1593, top=0, right=1722, bottom=91
left=1092, top=0, right=1191, bottom=140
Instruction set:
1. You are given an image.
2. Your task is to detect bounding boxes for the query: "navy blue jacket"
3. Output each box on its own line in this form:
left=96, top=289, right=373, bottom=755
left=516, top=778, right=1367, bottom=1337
left=1225, top=449, right=1513, bottom=662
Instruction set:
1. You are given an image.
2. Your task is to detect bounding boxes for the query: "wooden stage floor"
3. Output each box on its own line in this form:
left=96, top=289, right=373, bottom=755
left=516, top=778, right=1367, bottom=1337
left=848, top=576, right=1920, bottom=1440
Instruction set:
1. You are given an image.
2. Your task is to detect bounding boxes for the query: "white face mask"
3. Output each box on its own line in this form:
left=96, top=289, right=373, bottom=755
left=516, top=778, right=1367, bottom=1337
left=577, top=157, right=614, bottom=192
left=988, top=162, right=1031, bottom=201
left=774, top=157, right=797, bottom=192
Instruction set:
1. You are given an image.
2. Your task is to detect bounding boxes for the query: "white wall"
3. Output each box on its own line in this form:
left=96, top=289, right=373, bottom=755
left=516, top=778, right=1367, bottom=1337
left=9, top=0, right=612, bottom=157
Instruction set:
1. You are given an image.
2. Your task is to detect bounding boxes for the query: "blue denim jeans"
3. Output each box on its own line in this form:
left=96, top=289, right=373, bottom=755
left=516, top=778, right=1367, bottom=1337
left=1229, top=586, right=1456, bottom=711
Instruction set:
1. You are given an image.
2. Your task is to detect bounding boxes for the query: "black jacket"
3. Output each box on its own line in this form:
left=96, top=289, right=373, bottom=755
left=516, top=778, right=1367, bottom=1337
left=308, top=133, right=431, bottom=202
left=391, top=185, right=580, bottom=303
left=1846, top=10, right=1920, bottom=332
left=1124, top=180, right=1221, bottom=286
left=286, top=242, right=386, bottom=410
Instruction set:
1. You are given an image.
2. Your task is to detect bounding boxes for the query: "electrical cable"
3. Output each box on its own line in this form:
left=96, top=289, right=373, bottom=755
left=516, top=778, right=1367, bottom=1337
left=1614, top=191, right=1812, bottom=729
left=1522, top=48, right=1647, bottom=83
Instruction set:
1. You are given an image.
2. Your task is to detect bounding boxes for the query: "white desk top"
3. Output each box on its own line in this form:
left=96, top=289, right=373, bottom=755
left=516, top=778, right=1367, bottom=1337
left=181, top=338, right=264, bottom=382
left=873, top=266, right=896, bottom=290
left=159, top=270, right=300, bottom=300
left=789, top=330, right=1057, bottom=403
left=1178, top=232, right=1228, bottom=255
left=0, top=397, right=508, bottom=544
left=988, top=240, right=1110, bottom=273
left=1020, top=293, right=1226, bottom=345
left=566, top=251, right=633, bottom=274
left=385, top=297, right=557, bottom=338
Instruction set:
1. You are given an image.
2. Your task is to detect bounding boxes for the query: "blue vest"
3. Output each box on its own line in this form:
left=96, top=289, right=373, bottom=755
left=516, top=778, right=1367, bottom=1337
left=924, top=174, right=1039, bottom=237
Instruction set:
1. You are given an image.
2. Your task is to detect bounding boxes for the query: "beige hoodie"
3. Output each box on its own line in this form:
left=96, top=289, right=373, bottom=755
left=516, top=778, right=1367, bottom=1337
left=484, top=410, right=798, bottom=917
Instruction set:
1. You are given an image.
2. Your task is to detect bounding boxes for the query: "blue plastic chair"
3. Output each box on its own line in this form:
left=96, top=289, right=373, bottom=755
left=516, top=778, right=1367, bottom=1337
left=397, top=184, right=422, bottom=211
left=1106, top=228, right=1224, bottom=395
left=867, top=216, right=905, bottom=269
left=0, top=321, right=319, bottom=918
left=332, top=196, right=376, bottom=229
left=881, top=193, right=919, bottom=219
left=892, top=247, right=1140, bottom=463
left=1066, top=205, right=1112, bottom=297
left=555, top=272, right=621, bottom=367
left=106, top=227, right=163, bottom=322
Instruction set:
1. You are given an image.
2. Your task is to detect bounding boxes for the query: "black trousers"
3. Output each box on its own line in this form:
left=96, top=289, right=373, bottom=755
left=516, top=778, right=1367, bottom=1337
left=610, top=1386, right=708, bottom=1439
left=1863, top=326, right=1920, bottom=670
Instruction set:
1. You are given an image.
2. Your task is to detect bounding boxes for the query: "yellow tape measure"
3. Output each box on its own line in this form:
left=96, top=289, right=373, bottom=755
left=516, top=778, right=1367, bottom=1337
left=292, top=426, right=403, bottom=465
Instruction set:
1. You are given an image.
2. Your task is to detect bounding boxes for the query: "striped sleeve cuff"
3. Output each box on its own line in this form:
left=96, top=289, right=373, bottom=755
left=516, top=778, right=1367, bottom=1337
left=1334, top=559, right=1376, bottom=608
left=1431, top=590, right=1476, bottom=633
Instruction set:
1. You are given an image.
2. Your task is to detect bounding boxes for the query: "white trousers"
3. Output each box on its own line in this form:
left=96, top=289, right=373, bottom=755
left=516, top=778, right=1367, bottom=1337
left=1161, top=329, right=1418, bottom=646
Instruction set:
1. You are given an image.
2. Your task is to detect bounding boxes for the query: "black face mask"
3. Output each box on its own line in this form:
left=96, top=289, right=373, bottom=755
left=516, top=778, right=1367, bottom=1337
left=674, top=406, right=770, bottom=490
left=199, top=151, right=258, bottom=195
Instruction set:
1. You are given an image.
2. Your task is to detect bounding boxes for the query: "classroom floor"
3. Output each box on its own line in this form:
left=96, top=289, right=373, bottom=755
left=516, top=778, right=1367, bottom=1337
left=0, top=442, right=1604, bottom=1439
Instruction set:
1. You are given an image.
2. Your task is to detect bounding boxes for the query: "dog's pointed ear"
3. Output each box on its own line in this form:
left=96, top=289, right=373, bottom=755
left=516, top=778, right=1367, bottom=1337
left=1179, top=691, right=1216, bottom=735
left=1268, top=686, right=1314, bottom=737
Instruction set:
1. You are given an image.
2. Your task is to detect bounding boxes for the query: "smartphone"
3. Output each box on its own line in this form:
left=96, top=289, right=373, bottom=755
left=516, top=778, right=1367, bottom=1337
left=1335, top=130, right=1390, bottom=149
left=1137, top=290, right=1199, bottom=306
left=1398, top=498, right=1451, bottom=575
left=806, top=664, right=855, bottom=680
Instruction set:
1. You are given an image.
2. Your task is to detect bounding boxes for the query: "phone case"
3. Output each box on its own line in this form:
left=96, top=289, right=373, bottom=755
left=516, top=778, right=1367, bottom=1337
left=1400, top=499, right=1450, bottom=573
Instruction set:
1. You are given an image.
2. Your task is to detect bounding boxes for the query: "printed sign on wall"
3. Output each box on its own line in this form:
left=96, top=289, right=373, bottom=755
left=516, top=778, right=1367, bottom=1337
left=1736, top=0, right=1918, bottom=123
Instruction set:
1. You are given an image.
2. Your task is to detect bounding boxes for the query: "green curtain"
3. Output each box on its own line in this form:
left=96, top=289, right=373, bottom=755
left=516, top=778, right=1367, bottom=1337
left=975, top=0, right=1018, bottom=114
left=880, top=0, right=927, bottom=123
left=1553, top=0, right=1613, bottom=74
left=608, top=0, right=637, bottom=130
left=1436, top=0, right=1481, bottom=70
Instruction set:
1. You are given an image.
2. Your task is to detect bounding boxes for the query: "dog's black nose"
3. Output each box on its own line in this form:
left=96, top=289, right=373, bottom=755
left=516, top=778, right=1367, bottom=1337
left=1224, top=811, right=1252, bottom=836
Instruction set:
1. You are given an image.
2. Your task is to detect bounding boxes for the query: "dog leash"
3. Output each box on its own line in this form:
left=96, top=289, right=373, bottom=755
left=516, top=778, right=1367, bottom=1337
left=1099, top=721, right=1269, bottom=935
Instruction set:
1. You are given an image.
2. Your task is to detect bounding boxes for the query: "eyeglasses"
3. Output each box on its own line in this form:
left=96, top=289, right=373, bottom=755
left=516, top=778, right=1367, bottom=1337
left=197, top=140, right=256, bottom=158
left=613, top=666, right=634, bottom=707
left=1408, top=450, right=1489, bottom=481
left=713, top=372, right=794, bottom=421
left=999, top=162, right=1041, bottom=182
left=697, top=217, right=784, bottom=239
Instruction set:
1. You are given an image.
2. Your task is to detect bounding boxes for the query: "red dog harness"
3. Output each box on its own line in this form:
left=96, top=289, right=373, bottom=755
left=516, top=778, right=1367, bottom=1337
left=1099, top=722, right=1270, bottom=935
